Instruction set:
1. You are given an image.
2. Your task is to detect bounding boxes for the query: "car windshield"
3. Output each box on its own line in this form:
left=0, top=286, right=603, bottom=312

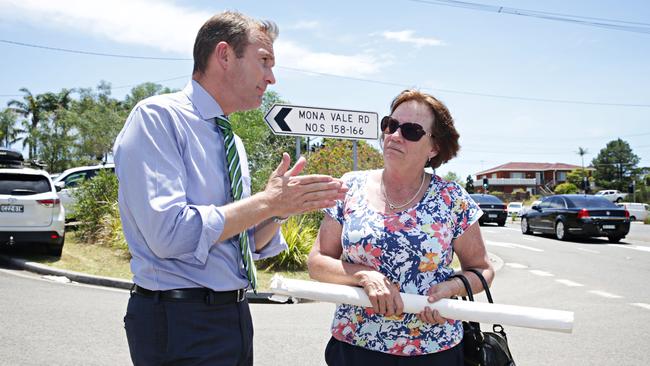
left=509, top=203, right=522, bottom=207
left=0, top=173, right=51, bottom=195
left=566, top=196, right=618, bottom=209
left=470, top=194, right=503, bottom=204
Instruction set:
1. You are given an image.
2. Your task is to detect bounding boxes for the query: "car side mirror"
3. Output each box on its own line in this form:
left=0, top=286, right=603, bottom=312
left=532, top=205, right=540, bottom=211
left=54, top=181, right=65, bottom=190
left=55, top=185, right=62, bottom=192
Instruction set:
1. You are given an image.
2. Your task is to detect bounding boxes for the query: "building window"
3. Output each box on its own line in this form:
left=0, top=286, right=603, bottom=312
left=510, top=172, right=524, bottom=179
left=557, top=171, right=567, bottom=181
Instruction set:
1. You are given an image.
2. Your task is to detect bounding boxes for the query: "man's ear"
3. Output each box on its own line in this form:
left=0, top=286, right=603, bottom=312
left=214, top=41, right=231, bottom=70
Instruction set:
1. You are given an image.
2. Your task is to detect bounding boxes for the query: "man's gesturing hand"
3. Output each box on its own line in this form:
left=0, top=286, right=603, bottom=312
left=264, top=153, right=347, bottom=217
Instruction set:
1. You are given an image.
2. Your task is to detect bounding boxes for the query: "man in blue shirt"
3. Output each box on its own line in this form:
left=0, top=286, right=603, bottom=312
left=114, top=11, right=346, bottom=366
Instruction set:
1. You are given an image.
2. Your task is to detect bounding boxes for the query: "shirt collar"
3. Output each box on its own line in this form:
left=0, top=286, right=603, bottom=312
left=183, top=80, right=225, bottom=121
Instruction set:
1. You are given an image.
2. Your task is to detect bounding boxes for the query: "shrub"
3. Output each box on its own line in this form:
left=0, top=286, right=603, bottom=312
left=554, top=182, right=578, bottom=194
left=73, top=169, right=118, bottom=242
left=645, top=216, right=650, bottom=225
left=258, top=215, right=318, bottom=271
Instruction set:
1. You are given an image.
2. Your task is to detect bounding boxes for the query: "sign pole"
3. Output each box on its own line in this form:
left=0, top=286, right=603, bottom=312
left=295, top=137, right=301, bottom=161
left=352, top=141, right=358, bottom=171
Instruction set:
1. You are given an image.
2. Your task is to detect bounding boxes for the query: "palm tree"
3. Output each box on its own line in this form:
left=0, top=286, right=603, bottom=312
left=7, top=88, right=44, bottom=159
left=576, top=147, right=589, bottom=192
left=0, top=108, right=22, bottom=147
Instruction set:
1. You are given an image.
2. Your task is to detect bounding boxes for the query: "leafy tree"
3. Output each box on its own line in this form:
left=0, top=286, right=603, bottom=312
left=443, top=171, right=462, bottom=184
left=123, top=82, right=176, bottom=111
left=0, top=108, right=21, bottom=147
left=465, top=175, right=475, bottom=193
left=554, top=182, right=578, bottom=194
left=566, top=168, right=593, bottom=191
left=305, top=138, right=384, bottom=178
left=592, top=139, right=640, bottom=191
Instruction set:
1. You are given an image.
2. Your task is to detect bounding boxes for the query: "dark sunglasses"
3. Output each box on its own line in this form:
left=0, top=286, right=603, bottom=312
left=381, top=116, right=433, bottom=142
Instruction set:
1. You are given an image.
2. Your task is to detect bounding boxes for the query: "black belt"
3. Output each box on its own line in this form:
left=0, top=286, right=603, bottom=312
left=132, top=285, right=247, bottom=305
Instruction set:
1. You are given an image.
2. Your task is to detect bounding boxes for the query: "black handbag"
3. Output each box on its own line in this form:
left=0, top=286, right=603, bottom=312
left=452, top=269, right=516, bottom=366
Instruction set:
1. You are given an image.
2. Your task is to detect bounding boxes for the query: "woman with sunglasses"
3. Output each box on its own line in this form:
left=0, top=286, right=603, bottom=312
left=308, top=89, right=494, bottom=365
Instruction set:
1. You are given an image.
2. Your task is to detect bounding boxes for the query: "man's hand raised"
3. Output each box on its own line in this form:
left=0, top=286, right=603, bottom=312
left=263, top=153, right=347, bottom=218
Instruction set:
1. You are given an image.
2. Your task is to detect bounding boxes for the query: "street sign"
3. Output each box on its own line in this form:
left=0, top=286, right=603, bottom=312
left=264, top=104, right=379, bottom=140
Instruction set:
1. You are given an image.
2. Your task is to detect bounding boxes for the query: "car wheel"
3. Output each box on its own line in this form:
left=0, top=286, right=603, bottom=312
left=555, top=220, right=568, bottom=241
left=616, top=197, right=623, bottom=203
left=521, top=217, right=532, bottom=234
left=608, top=236, right=623, bottom=243
left=630, top=216, right=636, bottom=221
left=497, top=220, right=506, bottom=227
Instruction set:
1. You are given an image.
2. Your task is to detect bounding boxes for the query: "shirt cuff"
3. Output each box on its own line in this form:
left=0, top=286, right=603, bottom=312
left=192, top=204, right=226, bottom=264
left=251, top=228, right=288, bottom=260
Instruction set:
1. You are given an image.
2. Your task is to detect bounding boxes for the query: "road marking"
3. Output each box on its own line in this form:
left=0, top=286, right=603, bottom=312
left=631, top=303, right=650, bottom=311
left=529, top=269, right=554, bottom=277
left=485, top=240, right=544, bottom=252
left=482, top=230, right=497, bottom=234
left=521, top=237, right=537, bottom=241
left=588, top=290, right=622, bottom=299
left=609, top=244, right=650, bottom=253
left=505, top=263, right=528, bottom=269
left=502, top=227, right=521, bottom=232
left=577, top=248, right=600, bottom=254
left=555, top=279, right=584, bottom=287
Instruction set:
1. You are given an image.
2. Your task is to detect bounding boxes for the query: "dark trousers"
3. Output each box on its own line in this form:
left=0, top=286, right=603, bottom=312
left=324, top=337, right=464, bottom=366
left=124, top=292, right=253, bottom=366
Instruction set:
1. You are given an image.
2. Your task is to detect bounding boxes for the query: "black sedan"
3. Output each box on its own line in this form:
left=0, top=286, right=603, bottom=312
left=520, top=194, right=630, bottom=243
left=470, top=194, right=507, bottom=226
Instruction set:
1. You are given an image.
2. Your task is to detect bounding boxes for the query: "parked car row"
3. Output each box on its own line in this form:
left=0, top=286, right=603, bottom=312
left=1, top=148, right=114, bottom=257
left=466, top=189, right=640, bottom=244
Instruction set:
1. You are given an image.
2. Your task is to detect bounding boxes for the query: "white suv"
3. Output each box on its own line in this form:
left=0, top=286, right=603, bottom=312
left=0, top=167, right=66, bottom=257
left=53, top=163, right=115, bottom=218
left=595, top=189, right=627, bottom=203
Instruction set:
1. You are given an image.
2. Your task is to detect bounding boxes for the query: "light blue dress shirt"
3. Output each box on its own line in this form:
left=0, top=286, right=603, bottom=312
left=113, top=80, right=287, bottom=291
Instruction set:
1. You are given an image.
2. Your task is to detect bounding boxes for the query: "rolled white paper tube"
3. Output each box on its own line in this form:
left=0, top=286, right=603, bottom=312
left=269, top=275, right=573, bottom=334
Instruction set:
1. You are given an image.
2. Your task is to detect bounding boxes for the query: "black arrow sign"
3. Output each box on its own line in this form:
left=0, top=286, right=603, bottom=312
left=274, top=107, right=292, bottom=132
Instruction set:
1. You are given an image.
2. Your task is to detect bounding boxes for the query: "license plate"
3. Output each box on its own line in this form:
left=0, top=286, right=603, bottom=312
left=602, top=224, right=616, bottom=230
left=488, top=214, right=497, bottom=218
left=0, top=204, right=24, bottom=213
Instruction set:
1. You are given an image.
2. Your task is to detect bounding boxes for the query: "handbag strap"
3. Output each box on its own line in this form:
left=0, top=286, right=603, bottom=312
left=451, top=273, right=474, bottom=301
left=466, top=268, right=494, bottom=304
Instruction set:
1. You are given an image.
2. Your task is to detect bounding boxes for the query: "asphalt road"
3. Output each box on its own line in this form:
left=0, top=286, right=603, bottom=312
left=1, top=221, right=649, bottom=365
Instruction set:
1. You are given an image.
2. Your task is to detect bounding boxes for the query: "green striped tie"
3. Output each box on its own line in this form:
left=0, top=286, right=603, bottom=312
left=215, top=115, right=257, bottom=291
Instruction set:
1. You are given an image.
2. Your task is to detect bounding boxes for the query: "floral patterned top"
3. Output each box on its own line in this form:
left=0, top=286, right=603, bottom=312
left=323, top=170, right=482, bottom=356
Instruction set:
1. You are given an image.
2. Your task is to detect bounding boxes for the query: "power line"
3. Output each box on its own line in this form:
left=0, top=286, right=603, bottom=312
left=277, top=67, right=650, bottom=108
left=2, top=39, right=650, bottom=108
left=0, top=39, right=191, bottom=60
left=408, top=0, right=650, bottom=34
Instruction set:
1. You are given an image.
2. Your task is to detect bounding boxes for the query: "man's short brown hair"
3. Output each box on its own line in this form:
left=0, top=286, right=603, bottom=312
left=192, top=11, right=279, bottom=75
left=389, top=89, right=460, bottom=169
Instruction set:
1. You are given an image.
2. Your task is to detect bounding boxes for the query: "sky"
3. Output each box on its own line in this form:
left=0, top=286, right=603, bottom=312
left=1, top=0, right=649, bottom=180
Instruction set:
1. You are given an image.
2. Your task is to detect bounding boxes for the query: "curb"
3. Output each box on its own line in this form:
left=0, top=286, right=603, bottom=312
left=0, top=254, right=286, bottom=304
left=1, top=253, right=504, bottom=304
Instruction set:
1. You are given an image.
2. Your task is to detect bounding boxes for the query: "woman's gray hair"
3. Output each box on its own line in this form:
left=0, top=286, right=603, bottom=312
left=193, top=11, right=279, bottom=75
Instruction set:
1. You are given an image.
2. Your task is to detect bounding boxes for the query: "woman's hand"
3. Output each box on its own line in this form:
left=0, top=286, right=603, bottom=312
left=417, top=279, right=458, bottom=325
left=356, top=270, right=403, bottom=317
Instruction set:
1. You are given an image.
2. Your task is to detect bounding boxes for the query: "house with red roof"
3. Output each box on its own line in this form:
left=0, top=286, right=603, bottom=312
left=475, top=162, right=593, bottom=195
